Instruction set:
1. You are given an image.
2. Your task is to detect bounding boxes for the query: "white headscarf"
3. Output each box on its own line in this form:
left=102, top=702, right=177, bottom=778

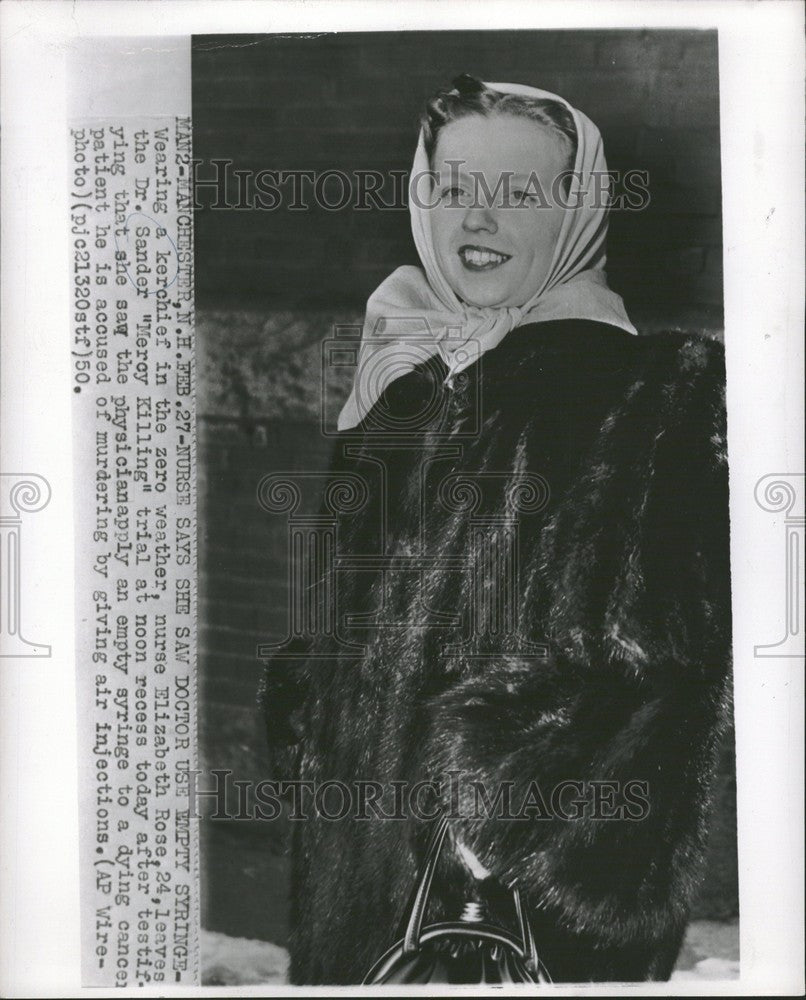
left=338, top=81, right=636, bottom=431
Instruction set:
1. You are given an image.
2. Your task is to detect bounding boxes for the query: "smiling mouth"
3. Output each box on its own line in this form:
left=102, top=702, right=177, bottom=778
left=458, top=245, right=512, bottom=271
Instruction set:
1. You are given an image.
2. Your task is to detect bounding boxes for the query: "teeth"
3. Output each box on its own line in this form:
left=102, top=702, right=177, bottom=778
left=462, top=248, right=506, bottom=266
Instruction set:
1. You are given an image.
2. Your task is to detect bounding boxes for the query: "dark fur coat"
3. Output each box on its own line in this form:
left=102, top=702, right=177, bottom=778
left=260, top=319, right=733, bottom=984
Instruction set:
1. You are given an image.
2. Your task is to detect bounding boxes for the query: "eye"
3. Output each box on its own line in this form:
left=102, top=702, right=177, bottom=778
left=511, top=188, right=536, bottom=206
left=440, top=185, right=469, bottom=205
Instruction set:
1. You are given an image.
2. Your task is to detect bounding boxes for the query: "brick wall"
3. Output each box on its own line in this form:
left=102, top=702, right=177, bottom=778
left=193, top=30, right=735, bottom=945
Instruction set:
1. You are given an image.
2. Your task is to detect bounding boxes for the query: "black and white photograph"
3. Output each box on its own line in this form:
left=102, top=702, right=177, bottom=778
left=0, top=3, right=803, bottom=997
left=193, top=28, right=736, bottom=986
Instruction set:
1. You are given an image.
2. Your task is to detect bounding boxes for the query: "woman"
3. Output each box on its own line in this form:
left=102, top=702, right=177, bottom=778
left=262, top=75, right=732, bottom=984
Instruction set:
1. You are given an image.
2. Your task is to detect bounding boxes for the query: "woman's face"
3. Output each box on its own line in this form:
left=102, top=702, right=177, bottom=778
left=429, top=113, right=570, bottom=309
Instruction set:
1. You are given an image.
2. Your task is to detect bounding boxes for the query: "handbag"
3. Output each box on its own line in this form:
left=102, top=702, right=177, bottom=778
left=363, top=814, right=552, bottom=984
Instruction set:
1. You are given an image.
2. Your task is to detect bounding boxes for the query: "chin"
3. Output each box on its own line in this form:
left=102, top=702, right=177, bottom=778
left=455, top=281, right=513, bottom=309
left=461, top=294, right=499, bottom=308
left=466, top=293, right=515, bottom=309
left=447, top=266, right=525, bottom=309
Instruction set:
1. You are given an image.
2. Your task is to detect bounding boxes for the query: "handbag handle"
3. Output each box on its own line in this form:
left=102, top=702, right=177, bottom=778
left=402, top=813, right=537, bottom=973
left=402, top=813, right=450, bottom=953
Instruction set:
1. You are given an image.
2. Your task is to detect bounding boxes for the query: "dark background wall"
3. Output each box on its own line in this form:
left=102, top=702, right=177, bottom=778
left=193, top=30, right=735, bottom=952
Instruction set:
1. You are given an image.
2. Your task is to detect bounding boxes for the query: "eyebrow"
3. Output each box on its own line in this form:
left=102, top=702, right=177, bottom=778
left=439, top=169, right=536, bottom=184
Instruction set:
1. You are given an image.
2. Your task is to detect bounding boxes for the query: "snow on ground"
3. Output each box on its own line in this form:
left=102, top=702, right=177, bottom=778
left=201, top=919, right=739, bottom=986
left=671, top=919, right=740, bottom=981
left=202, top=930, right=288, bottom=986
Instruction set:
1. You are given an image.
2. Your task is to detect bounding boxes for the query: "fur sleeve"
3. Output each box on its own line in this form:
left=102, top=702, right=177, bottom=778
left=420, top=333, right=733, bottom=948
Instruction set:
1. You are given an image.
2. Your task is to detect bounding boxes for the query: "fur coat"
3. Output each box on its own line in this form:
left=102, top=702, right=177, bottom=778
left=260, top=318, right=733, bottom=984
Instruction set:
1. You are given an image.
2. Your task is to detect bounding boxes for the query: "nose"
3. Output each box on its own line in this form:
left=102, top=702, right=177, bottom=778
left=462, top=205, right=498, bottom=234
